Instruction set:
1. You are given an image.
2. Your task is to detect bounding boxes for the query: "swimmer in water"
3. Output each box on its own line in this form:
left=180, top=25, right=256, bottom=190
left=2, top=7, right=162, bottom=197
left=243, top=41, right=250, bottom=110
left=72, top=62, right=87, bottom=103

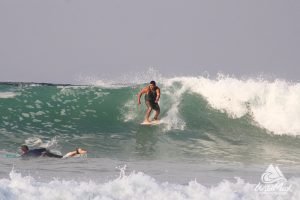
left=20, top=145, right=87, bottom=159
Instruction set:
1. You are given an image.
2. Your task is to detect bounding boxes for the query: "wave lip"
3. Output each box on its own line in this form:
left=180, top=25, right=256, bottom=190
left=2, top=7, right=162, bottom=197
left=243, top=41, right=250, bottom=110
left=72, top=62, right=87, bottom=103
left=164, top=75, right=300, bottom=136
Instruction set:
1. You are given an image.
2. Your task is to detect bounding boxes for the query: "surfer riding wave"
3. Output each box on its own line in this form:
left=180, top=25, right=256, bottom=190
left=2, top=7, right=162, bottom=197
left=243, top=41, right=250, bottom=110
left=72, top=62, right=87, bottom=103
left=137, top=80, right=161, bottom=123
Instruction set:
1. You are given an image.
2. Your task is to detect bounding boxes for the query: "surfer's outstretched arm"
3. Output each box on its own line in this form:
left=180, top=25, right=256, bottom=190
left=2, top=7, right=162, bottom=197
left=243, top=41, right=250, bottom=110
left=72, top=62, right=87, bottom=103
left=63, top=148, right=87, bottom=158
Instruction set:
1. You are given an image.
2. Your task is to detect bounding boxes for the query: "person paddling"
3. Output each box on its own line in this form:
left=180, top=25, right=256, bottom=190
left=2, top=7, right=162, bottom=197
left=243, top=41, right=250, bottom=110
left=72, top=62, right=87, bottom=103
left=20, top=145, right=87, bottom=159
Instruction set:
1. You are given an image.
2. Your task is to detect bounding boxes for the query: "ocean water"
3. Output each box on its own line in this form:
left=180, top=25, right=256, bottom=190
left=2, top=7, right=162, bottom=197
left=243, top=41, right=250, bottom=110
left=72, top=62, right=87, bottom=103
left=0, top=75, right=300, bottom=200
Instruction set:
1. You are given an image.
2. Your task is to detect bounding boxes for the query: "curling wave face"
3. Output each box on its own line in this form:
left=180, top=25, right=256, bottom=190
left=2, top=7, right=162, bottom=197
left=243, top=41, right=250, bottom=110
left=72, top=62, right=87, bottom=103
left=1, top=76, right=300, bottom=163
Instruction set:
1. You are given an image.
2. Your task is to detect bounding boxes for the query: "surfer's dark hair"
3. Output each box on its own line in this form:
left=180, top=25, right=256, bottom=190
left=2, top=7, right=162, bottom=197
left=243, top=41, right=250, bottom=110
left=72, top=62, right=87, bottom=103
left=150, top=81, right=156, bottom=86
left=21, top=145, right=29, bottom=151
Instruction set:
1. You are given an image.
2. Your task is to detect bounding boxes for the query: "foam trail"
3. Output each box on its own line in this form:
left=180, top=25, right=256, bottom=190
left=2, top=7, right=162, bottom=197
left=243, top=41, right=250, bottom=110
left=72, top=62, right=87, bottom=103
left=0, top=92, right=18, bottom=98
left=161, top=81, right=186, bottom=131
left=121, top=98, right=138, bottom=122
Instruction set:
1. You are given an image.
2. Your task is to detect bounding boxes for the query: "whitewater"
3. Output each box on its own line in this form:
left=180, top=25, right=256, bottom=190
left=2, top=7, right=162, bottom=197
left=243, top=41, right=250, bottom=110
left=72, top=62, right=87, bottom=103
left=0, top=74, right=300, bottom=200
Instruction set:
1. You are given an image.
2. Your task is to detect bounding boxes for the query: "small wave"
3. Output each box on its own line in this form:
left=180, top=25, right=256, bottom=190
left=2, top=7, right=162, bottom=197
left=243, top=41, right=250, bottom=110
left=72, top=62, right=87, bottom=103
left=0, top=169, right=299, bottom=200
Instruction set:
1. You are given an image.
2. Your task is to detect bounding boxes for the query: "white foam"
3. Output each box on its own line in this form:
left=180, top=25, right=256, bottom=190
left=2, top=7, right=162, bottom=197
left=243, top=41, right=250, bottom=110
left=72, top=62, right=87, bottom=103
left=24, top=137, right=60, bottom=151
left=121, top=98, right=139, bottom=122
left=0, top=169, right=299, bottom=200
left=24, top=137, right=43, bottom=147
left=21, top=113, right=30, bottom=118
left=164, top=75, right=300, bottom=136
left=161, top=82, right=186, bottom=131
left=0, top=92, right=18, bottom=99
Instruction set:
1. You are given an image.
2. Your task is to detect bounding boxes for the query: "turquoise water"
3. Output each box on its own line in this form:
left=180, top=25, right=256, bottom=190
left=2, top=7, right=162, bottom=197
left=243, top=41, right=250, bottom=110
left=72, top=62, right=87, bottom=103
left=1, top=77, right=300, bottom=199
left=1, top=80, right=300, bottom=164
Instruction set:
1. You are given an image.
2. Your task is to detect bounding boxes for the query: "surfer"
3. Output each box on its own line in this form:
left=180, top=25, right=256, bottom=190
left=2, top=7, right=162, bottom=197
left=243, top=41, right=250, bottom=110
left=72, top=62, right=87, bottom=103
left=20, top=145, right=87, bottom=159
left=137, top=80, right=161, bottom=123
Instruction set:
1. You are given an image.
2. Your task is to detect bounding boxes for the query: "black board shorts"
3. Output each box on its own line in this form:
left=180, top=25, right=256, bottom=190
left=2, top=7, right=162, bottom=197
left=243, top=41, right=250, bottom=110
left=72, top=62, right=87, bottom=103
left=146, top=101, right=160, bottom=111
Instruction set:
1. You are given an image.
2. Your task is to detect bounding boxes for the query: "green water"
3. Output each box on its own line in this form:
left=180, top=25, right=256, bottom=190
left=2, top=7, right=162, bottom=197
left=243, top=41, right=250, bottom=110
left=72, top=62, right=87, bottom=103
left=0, top=82, right=300, bottom=165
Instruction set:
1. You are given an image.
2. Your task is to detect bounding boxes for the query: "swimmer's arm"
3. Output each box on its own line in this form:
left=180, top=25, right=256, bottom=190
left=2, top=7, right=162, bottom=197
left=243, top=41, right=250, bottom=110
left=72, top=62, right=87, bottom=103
left=62, top=151, right=77, bottom=158
left=62, top=148, right=88, bottom=158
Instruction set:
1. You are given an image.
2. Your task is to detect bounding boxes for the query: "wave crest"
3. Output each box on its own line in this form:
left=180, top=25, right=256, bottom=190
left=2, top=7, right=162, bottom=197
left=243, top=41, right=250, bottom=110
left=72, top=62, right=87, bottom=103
left=164, top=75, right=300, bottom=135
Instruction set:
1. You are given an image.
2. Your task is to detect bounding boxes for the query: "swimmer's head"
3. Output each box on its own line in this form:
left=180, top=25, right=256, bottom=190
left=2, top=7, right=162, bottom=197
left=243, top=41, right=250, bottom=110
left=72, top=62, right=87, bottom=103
left=20, top=145, right=29, bottom=153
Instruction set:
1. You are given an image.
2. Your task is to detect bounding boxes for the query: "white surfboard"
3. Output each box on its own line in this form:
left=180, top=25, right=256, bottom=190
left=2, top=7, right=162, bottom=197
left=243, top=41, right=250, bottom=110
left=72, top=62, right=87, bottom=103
left=140, top=120, right=160, bottom=126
